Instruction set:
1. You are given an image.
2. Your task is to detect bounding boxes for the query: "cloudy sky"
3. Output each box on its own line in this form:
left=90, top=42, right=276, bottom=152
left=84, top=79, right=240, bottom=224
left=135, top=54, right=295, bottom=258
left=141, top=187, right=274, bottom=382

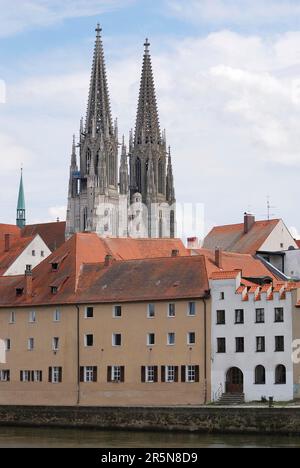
left=1, top=0, right=300, bottom=237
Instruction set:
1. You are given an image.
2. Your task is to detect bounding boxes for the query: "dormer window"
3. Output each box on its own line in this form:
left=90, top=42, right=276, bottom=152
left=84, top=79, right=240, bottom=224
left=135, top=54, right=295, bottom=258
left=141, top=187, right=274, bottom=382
left=51, top=286, right=58, bottom=295
left=51, top=263, right=59, bottom=272
left=16, top=288, right=24, bottom=297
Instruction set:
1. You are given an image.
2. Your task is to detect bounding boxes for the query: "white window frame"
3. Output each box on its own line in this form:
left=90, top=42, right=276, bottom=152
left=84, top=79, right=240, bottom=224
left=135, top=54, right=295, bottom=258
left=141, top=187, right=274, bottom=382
left=22, top=370, right=30, bottom=382
left=28, top=338, right=34, bottom=351
left=188, top=302, right=196, bottom=316
left=29, top=310, right=36, bottom=323
left=9, top=311, right=15, bottom=324
left=51, top=367, right=60, bottom=384
left=147, top=333, right=155, bottom=346
left=53, top=309, right=61, bottom=322
left=186, top=365, right=196, bottom=383
left=112, top=366, right=121, bottom=382
left=84, top=334, right=94, bottom=347
left=112, top=333, right=122, bottom=347
left=166, top=365, right=175, bottom=383
left=167, top=332, right=175, bottom=346
left=85, top=306, right=94, bottom=319
left=147, top=304, right=155, bottom=319
left=52, top=337, right=59, bottom=351
left=146, top=366, right=155, bottom=383
left=33, top=370, right=42, bottom=382
left=113, top=305, right=122, bottom=318
left=168, top=303, right=176, bottom=318
left=0, top=370, right=9, bottom=382
left=187, top=332, right=196, bottom=345
left=5, top=339, right=11, bottom=351
left=84, top=366, right=94, bottom=383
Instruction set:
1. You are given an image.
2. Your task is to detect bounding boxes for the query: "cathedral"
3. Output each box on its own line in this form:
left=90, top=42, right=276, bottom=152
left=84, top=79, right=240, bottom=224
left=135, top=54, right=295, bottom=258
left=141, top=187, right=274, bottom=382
left=66, top=25, right=176, bottom=239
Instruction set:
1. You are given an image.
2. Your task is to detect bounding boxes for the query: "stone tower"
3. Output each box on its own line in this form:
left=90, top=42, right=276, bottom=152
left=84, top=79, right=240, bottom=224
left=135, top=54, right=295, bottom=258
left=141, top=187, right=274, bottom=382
left=129, top=39, right=176, bottom=238
left=66, top=25, right=120, bottom=239
left=16, top=168, right=26, bottom=229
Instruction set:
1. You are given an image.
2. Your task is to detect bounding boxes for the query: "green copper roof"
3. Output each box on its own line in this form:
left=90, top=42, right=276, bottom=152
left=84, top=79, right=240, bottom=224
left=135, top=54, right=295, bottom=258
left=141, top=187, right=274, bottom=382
left=17, top=170, right=25, bottom=211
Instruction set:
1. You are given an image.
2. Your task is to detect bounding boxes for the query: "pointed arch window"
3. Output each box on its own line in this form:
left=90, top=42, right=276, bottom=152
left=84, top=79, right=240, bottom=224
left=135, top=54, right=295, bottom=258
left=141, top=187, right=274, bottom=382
left=86, top=149, right=91, bottom=174
left=136, top=158, right=142, bottom=193
left=158, top=159, right=164, bottom=194
left=109, top=150, right=115, bottom=186
left=170, top=210, right=175, bottom=239
left=83, top=207, right=88, bottom=231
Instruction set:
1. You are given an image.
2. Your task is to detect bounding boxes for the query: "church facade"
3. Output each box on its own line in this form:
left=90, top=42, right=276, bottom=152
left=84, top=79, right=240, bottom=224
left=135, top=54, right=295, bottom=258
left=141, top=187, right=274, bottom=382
left=66, top=26, right=176, bottom=239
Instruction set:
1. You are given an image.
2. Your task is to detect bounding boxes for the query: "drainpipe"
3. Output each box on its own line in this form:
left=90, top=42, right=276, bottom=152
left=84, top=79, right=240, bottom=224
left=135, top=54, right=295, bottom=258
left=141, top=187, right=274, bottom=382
left=201, top=296, right=208, bottom=404
left=76, top=305, right=80, bottom=406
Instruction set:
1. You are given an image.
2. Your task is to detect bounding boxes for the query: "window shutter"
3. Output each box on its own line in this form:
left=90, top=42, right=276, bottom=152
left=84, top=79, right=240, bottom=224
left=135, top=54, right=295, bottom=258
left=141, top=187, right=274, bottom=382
left=175, top=366, right=179, bottom=383
left=40, top=371, right=42, bottom=382
left=31, top=371, right=34, bottom=382
left=7, top=371, right=10, bottom=382
left=121, top=366, right=125, bottom=383
left=93, top=366, right=98, bottom=383
left=141, top=366, right=146, bottom=383
left=161, top=366, right=166, bottom=383
left=48, top=367, right=52, bottom=383
left=181, top=366, right=186, bottom=382
left=80, top=367, right=84, bottom=383
left=20, top=371, right=23, bottom=382
left=154, top=366, right=158, bottom=383
left=195, top=366, right=200, bottom=383
left=59, top=367, right=62, bottom=383
left=107, top=366, right=112, bottom=383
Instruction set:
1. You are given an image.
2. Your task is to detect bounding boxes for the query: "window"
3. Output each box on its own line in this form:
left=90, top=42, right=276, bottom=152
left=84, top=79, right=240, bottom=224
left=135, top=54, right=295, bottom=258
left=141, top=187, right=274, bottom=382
left=147, top=304, right=155, bottom=318
left=51, top=286, right=58, bottom=295
left=147, top=333, right=155, bottom=346
left=52, top=337, right=59, bottom=351
left=216, top=310, right=225, bottom=325
left=275, top=308, right=284, bottom=323
left=51, top=263, right=58, bottom=271
left=20, top=370, right=30, bottom=382
left=53, top=309, right=61, bottom=322
left=85, top=334, right=94, bottom=347
left=41, top=251, right=44, bottom=258
left=165, top=366, right=178, bottom=383
left=256, top=336, right=265, bottom=353
left=275, top=365, right=286, bottom=384
left=146, top=366, right=157, bottom=383
left=217, top=338, right=226, bottom=353
left=187, top=332, right=196, bottom=345
left=255, top=365, right=266, bottom=385
left=168, top=304, right=176, bottom=317
left=80, top=366, right=97, bottom=383
left=256, top=309, right=265, bottom=324
left=280, top=243, right=284, bottom=249
left=28, top=338, right=34, bottom=351
left=32, top=250, right=36, bottom=257
left=188, top=302, right=196, bottom=316
left=49, top=367, right=62, bottom=383
left=235, top=337, right=244, bottom=353
left=220, top=292, right=225, bottom=300
left=235, top=309, right=244, bottom=324
left=29, top=310, right=36, bottom=323
left=113, top=305, right=122, bottom=318
left=85, top=307, right=94, bottom=319
left=0, top=370, right=10, bottom=382
left=182, top=365, right=199, bottom=383
left=112, top=366, right=121, bottom=382
left=33, top=371, right=42, bottom=382
left=112, top=334, right=122, bottom=347
left=9, top=311, right=16, bottom=324
left=5, top=339, right=11, bottom=351
left=167, top=332, right=175, bottom=346
left=275, top=336, right=284, bottom=352
left=16, top=288, right=24, bottom=297
left=25, top=264, right=32, bottom=272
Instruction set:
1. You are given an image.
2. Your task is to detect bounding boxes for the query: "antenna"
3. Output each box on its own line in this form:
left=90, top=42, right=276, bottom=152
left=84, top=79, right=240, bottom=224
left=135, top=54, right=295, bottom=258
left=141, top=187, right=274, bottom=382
left=266, top=196, right=276, bottom=220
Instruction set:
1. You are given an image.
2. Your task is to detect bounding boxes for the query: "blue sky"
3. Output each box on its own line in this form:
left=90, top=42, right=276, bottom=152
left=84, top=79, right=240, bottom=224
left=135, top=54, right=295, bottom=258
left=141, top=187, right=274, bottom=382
left=1, top=0, right=300, bottom=237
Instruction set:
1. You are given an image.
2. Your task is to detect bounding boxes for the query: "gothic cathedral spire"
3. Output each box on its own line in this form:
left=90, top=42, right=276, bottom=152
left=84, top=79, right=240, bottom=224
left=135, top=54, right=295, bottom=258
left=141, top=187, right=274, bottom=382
left=16, top=168, right=26, bottom=229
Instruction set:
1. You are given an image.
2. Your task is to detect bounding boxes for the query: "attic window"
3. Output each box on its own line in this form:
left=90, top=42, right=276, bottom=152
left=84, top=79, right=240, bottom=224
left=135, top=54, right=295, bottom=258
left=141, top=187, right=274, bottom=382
left=16, top=288, right=24, bottom=297
left=51, top=263, right=59, bottom=271
left=51, top=286, right=58, bottom=295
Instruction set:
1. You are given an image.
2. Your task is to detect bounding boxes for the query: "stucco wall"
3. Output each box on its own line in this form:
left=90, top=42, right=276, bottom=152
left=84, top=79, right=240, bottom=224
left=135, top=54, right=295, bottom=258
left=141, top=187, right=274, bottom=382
left=4, top=235, right=51, bottom=276
left=260, top=220, right=297, bottom=252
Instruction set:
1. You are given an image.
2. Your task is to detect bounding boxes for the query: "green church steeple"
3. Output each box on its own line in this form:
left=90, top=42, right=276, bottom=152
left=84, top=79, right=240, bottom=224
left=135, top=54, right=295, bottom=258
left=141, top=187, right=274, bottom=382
left=16, top=168, right=26, bottom=228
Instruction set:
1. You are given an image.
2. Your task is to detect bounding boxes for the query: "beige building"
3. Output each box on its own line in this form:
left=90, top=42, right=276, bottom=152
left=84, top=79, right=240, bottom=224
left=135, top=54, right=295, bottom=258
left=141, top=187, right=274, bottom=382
left=0, top=233, right=210, bottom=406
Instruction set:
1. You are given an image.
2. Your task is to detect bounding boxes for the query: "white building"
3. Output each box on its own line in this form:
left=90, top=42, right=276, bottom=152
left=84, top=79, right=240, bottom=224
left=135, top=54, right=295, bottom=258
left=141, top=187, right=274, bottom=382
left=210, top=271, right=294, bottom=402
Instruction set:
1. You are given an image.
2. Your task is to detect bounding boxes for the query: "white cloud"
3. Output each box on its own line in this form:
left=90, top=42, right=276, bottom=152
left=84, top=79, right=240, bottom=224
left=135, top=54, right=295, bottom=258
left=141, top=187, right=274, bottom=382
left=0, top=0, right=134, bottom=36
left=48, top=206, right=67, bottom=222
left=166, top=0, right=300, bottom=25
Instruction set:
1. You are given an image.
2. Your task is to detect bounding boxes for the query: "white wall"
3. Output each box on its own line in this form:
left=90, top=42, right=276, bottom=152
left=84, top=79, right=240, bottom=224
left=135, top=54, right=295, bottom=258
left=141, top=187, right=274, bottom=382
left=284, top=250, right=300, bottom=279
left=4, top=235, right=51, bottom=276
left=260, top=220, right=297, bottom=252
left=210, top=277, right=294, bottom=402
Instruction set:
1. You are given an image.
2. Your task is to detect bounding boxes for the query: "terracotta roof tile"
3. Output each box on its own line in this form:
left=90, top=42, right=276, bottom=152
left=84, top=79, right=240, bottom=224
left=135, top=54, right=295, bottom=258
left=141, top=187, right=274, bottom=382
left=0, top=236, right=34, bottom=276
left=210, top=271, right=240, bottom=280
left=21, top=222, right=66, bottom=252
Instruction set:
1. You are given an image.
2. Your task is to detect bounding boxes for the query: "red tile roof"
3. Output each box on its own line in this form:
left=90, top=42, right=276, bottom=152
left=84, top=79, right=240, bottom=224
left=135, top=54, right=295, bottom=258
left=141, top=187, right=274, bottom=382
left=0, top=235, right=34, bottom=276
left=203, top=219, right=280, bottom=255
left=0, top=224, right=21, bottom=253
left=0, top=233, right=208, bottom=307
left=21, top=222, right=66, bottom=252
left=103, top=237, right=188, bottom=260
left=210, top=271, right=240, bottom=280
left=295, top=240, right=300, bottom=249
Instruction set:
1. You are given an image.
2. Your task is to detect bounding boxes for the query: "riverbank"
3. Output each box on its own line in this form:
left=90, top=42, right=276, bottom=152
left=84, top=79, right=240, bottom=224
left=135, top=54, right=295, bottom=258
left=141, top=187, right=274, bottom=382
left=1, top=405, right=300, bottom=435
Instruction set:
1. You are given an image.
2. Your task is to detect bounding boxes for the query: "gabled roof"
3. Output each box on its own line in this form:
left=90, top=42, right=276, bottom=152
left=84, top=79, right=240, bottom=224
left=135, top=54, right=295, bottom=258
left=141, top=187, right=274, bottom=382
left=21, top=222, right=66, bottom=252
left=0, top=236, right=34, bottom=276
left=203, top=219, right=280, bottom=255
left=103, top=237, right=188, bottom=260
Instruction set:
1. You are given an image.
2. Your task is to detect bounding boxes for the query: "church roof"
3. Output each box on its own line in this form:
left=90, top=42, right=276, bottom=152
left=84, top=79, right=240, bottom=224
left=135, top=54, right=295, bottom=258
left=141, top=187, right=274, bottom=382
left=17, top=170, right=25, bottom=211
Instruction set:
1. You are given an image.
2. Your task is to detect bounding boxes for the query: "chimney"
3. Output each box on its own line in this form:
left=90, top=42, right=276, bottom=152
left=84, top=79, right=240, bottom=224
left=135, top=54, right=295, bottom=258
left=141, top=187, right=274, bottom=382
left=171, top=249, right=179, bottom=257
left=244, top=212, right=255, bottom=234
left=25, top=269, right=33, bottom=297
left=4, top=234, right=10, bottom=252
left=104, top=254, right=113, bottom=267
left=215, top=248, right=223, bottom=269
left=187, top=237, right=199, bottom=249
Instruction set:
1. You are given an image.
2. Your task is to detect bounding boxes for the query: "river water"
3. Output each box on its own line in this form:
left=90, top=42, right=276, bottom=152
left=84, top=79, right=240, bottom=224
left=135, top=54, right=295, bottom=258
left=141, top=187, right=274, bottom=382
left=0, top=426, right=299, bottom=448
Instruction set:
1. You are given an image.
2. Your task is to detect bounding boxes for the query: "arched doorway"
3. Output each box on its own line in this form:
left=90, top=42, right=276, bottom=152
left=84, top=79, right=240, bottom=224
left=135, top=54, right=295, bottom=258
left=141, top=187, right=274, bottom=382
left=226, top=367, right=244, bottom=394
